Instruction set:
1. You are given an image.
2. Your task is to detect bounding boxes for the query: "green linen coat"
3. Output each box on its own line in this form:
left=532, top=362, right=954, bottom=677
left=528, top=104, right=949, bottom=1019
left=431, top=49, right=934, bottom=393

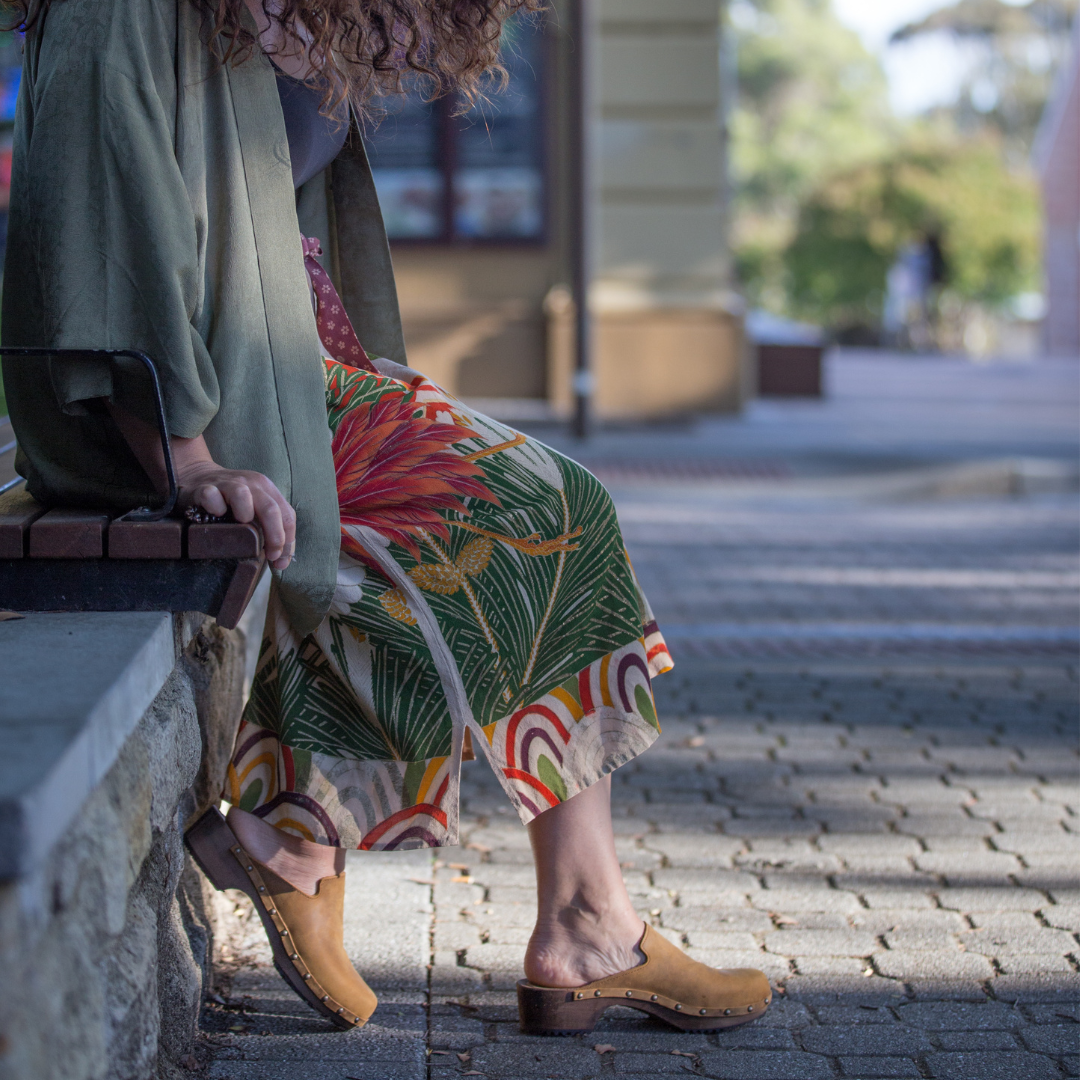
left=1, top=0, right=407, bottom=634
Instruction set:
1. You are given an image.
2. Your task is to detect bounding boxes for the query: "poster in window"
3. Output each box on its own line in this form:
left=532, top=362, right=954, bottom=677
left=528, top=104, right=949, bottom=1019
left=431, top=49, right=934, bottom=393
left=366, top=90, right=443, bottom=239
left=453, top=15, right=544, bottom=239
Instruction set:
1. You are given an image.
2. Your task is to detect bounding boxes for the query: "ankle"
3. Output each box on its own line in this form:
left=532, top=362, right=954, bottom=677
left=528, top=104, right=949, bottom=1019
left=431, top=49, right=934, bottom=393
left=226, top=807, right=343, bottom=895
left=524, top=904, right=645, bottom=988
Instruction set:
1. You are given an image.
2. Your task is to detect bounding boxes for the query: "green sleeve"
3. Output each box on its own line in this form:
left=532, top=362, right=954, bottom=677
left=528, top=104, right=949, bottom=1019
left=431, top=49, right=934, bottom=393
left=3, top=6, right=218, bottom=438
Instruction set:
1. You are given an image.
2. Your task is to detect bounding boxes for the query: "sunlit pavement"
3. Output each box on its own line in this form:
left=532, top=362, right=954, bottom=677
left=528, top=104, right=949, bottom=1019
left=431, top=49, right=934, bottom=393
left=201, top=351, right=1079, bottom=1080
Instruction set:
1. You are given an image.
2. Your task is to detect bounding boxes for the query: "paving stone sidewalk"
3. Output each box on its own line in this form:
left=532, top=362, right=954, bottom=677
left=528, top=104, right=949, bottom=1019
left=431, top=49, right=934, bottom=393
left=200, top=474, right=1079, bottom=1080
left=200, top=356, right=1079, bottom=1079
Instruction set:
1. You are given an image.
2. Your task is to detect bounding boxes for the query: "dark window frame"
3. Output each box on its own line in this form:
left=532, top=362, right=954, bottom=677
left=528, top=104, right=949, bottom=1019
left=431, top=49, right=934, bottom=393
left=366, top=14, right=551, bottom=249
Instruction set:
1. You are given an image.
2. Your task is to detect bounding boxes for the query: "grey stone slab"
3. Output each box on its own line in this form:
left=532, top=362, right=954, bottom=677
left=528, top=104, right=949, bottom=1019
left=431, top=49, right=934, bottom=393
left=661, top=907, right=775, bottom=933
left=799, top=1027, right=933, bottom=1055
left=207, top=1031, right=425, bottom=1061
left=749, top=889, right=863, bottom=914
left=577, top=1030, right=713, bottom=1052
left=992, top=973, right=1080, bottom=1002
left=894, top=1002, right=1023, bottom=1030
left=925, top=1052, right=1061, bottom=1079
left=838, top=1056, right=922, bottom=1078
left=766, top=930, right=877, bottom=957
left=343, top=848, right=431, bottom=991
left=935, top=1031, right=1021, bottom=1051
left=995, top=955, right=1076, bottom=975
left=780, top=976, right=907, bottom=1006
left=905, top=981, right=993, bottom=1003
left=1019, top=1026, right=1080, bottom=1055
left=713, top=1027, right=799, bottom=1050
left=696, top=1050, right=834, bottom=1079
left=812, top=1006, right=904, bottom=1025
left=208, top=1065, right=426, bottom=1080
left=653, top=868, right=762, bottom=892
left=882, top=930, right=961, bottom=951
left=0, top=611, right=175, bottom=880
left=462, top=943, right=525, bottom=975
left=469, top=1042, right=602, bottom=1078
left=608, top=1051, right=699, bottom=1072
left=936, top=887, right=1049, bottom=912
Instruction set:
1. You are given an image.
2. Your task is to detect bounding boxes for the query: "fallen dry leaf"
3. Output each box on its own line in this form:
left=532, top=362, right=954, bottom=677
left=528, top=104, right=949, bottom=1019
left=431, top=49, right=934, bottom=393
left=0, top=611, right=25, bottom=621
left=457, top=1052, right=470, bottom=1063
left=451, top=875, right=474, bottom=884
left=408, top=878, right=435, bottom=886
left=466, top=842, right=491, bottom=853
left=449, top=862, right=470, bottom=870
left=672, top=1050, right=698, bottom=1059
left=593, top=1044, right=617, bottom=1054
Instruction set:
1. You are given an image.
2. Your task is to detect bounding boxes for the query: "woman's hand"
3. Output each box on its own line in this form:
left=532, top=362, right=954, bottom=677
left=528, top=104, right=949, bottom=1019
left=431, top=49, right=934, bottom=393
left=176, top=455, right=296, bottom=571
left=106, top=403, right=297, bottom=570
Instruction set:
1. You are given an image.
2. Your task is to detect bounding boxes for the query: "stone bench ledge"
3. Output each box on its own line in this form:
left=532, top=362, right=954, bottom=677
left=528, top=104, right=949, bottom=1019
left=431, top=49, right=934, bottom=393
left=0, top=610, right=203, bottom=882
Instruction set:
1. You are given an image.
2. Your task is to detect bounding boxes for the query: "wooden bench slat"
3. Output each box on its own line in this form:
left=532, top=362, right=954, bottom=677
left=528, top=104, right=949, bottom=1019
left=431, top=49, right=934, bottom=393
left=29, top=509, right=110, bottom=559
left=108, top=518, right=183, bottom=560
left=214, top=558, right=266, bottom=629
left=0, top=488, right=47, bottom=559
left=187, top=522, right=262, bottom=559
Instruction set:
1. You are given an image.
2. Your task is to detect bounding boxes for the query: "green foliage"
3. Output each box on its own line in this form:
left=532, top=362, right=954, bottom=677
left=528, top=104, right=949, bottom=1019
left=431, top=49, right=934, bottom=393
left=729, top=0, right=1054, bottom=332
left=729, top=0, right=897, bottom=308
left=891, top=0, right=1075, bottom=158
left=785, top=138, right=1041, bottom=327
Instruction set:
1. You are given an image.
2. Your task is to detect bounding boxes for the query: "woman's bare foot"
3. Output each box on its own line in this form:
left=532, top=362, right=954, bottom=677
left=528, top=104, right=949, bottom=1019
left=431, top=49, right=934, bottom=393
left=523, top=775, right=647, bottom=988
left=226, top=806, right=344, bottom=896
left=524, top=904, right=645, bottom=988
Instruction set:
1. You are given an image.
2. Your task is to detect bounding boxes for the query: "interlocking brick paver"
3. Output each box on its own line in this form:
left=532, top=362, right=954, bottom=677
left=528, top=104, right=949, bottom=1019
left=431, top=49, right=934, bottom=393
left=697, top=1050, right=835, bottom=1079
left=838, top=1055, right=922, bottom=1077
left=800, top=1025, right=933, bottom=1055
left=204, top=360, right=1080, bottom=1079
left=926, top=1051, right=1062, bottom=1078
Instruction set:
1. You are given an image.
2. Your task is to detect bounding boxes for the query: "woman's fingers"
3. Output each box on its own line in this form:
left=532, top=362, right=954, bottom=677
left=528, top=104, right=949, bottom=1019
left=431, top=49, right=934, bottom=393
left=192, top=483, right=228, bottom=518
left=249, top=486, right=287, bottom=565
left=251, top=477, right=296, bottom=568
left=184, top=467, right=297, bottom=570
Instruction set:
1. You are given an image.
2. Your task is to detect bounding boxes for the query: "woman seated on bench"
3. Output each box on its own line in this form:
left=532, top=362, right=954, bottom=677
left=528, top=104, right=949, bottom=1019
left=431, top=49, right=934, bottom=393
left=1, top=0, right=769, bottom=1036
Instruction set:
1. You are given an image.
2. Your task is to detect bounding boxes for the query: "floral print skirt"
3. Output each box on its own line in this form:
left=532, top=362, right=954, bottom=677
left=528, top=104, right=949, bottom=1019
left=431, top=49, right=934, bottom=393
left=225, top=356, right=673, bottom=850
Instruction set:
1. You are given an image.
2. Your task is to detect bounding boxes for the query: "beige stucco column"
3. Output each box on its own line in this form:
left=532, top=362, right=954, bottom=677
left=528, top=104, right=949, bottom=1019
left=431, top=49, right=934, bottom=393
left=550, top=0, right=747, bottom=420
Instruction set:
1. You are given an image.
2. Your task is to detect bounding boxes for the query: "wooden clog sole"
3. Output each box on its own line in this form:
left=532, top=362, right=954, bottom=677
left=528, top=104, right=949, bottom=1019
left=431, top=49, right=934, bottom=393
left=516, top=978, right=770, bottom=1035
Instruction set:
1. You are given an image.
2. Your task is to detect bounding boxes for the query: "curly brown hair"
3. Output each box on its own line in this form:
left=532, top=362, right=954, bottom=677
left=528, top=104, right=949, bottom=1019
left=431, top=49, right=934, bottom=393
left=10, top=0, right=543, bottom=110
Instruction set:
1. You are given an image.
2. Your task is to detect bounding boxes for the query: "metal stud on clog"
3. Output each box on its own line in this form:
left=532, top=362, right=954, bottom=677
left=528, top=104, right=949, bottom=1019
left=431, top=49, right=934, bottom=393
left=594, top=990, right=602, bottom=997
left=625, top=991, right=633, bottom=998
left=675, top=1003, right=682, bottom=1011
left=650, top=995, right=658, bottom=1001
left=700, top=1009, right=707, bottom=1015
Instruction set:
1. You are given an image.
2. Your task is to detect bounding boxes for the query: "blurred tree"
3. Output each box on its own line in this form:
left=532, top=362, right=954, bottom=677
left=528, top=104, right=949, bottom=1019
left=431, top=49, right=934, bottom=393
left=784, top=137, right=1041, bottom=335
left=890, top=0, right=1076, bottom=162
left=729, top=0, right=896, bottom=310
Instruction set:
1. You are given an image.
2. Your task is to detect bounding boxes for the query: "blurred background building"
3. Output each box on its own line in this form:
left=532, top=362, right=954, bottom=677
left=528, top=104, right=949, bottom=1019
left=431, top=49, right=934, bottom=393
left=0, top=0, right=1075, bottom=429
left=1034, top=14, right=1080, bottom=357
left=364, top=0, right=743, bottom=422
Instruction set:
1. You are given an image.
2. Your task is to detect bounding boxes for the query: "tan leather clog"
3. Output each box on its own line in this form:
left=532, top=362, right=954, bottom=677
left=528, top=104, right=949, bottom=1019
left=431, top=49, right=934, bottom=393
left=185, top=807, right=377, bottom=1029
left=516, top=924, right=771, bottom=1034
